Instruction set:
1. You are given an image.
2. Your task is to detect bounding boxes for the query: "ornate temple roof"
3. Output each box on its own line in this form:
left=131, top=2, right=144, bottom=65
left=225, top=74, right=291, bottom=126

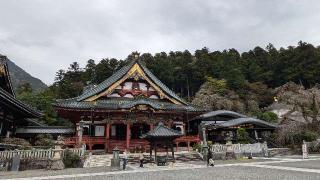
left=141, top=123, right=183, bottom=138
left=0, top=56, right=42, bottom=118
left=55, top=58, right=203, bottom=113
left=0, top=55, right=15, bottom=96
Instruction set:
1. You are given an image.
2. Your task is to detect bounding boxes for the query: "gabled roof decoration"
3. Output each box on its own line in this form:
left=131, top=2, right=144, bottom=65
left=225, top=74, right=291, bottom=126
left=76, top=59, right=187, bottom=105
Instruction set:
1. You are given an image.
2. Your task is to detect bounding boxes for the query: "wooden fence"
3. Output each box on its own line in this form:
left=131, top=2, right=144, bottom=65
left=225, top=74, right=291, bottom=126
left=0, top=148, right=85, bottom=160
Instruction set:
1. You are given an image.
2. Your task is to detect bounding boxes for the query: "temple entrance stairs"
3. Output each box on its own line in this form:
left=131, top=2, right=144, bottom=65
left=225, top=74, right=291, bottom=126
left=83, top=154, right=112, bottom=168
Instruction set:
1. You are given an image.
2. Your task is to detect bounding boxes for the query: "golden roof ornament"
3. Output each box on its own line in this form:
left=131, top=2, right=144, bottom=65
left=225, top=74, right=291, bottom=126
left=132, top=51, right=140, bottom=61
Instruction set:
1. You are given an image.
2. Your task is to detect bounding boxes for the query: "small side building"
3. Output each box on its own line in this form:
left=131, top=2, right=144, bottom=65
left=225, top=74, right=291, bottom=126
left=189, top=110, right=277, bottom=144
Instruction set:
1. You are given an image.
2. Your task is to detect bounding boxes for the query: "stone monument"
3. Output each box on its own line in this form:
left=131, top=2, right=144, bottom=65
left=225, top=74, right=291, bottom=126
left=11, top=150, right=20, bottom=171
left=47, top=137, right=65, bottom=170
left=225, top=133, right=236, bottom=160
left=111, top=147, right=120, bottom=169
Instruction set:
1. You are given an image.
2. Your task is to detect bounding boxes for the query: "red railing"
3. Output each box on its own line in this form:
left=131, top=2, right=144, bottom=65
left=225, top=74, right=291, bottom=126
left=64, top=136, right=106, bottom=146
left=64, top=135, right=200, bottom=151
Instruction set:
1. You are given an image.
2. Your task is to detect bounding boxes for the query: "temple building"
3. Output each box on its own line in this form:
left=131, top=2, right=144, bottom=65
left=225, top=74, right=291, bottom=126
left=189, top=110, right=277, bottom=144
left=54, top=54, right=204, bottom=152
left=0, top=55, right=42, bottom=139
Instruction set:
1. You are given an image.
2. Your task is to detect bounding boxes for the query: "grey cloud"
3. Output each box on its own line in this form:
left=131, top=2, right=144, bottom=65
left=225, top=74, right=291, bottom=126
left=0, top=0, right=319, bottom=84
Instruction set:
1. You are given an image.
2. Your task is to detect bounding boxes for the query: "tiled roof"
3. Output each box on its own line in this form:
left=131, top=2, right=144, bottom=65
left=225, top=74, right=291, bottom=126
left=141, top=123, right=182, bottom=138
left=205, top=117, right=277, bottom=129
left=193, top=110, right=247, bottom=120
left=16, top=126, right=75, bottom=134
left=54, top=97, right=202, bottom=112
left=77, top=60, right=136, bottom=101
left=0, top=55, right=15, bottom=96
left=75, top=59, right=187, bottom=105
left=0, top=87, right=42, bottom=118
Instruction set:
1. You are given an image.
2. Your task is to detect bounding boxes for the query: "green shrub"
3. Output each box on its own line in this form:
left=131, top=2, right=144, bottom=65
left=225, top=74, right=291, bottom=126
left=237, top=128, right=250, bottom=144
left=34, top=134, right=54, bottom=149
left=192, top=143, right=202, bottom=152
left=1, top=137, right=32, bottom=150
left=292, top=131, right=318, bottom=144
left=257, top=111, right=278, bottom=123
left=63, top=149, right=80, bottom=168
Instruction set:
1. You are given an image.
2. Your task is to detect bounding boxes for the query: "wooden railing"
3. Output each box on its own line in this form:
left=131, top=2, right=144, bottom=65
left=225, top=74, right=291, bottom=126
left=0, top=148, right=85, bottom=160
left=64, top=136, right=106, bottom=145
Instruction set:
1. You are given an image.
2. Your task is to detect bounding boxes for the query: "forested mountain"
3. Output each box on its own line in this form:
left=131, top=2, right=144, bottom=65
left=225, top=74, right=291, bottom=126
left=6, top=58, right=47, bottom=91
left=15, top=41, right=320, bottom=125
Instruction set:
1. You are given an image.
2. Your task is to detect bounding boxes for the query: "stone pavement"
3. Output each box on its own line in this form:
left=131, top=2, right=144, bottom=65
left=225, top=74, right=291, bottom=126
left=2, top=155, right=320, bottom=179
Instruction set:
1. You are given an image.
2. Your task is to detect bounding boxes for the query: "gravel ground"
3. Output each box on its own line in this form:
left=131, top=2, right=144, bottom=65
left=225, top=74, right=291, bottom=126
left=1, top=158, right=320, bottom=180
left=0, top=166, right=127, bottom=179
left=72, top=166, right=320, bottom=180
left=268, top=159, right=320, bottom=170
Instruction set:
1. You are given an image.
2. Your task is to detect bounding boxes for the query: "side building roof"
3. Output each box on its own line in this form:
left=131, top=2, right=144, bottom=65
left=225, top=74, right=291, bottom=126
left=205, top=117, right=277, bottom=129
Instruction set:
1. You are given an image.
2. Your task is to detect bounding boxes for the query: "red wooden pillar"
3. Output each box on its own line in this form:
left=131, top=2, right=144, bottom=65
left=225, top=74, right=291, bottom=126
left=105, top=124, right=110, bottom=152
left=126, top=123, right=131, bottom=150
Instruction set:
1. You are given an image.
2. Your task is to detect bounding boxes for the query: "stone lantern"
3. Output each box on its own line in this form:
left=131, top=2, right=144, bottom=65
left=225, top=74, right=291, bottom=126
left=111, top=147, right=120, bottom=169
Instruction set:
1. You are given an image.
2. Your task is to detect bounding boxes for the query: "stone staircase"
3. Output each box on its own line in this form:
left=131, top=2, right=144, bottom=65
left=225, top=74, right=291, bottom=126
left=83, top=154, right=112, bottom=168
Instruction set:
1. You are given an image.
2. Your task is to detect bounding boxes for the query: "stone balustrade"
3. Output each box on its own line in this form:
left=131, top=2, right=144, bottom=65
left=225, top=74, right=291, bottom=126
left=0, top=148, right=85, bottom=160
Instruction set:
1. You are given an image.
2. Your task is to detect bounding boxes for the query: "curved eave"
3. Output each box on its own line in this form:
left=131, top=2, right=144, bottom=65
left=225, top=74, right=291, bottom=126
left=0, top=87, right=43, bottom=118
left=207, top=118, right=277, bottom=129
left=191, top=110, right=247, bottom=121
left=141, top=124, right=183, bottom=139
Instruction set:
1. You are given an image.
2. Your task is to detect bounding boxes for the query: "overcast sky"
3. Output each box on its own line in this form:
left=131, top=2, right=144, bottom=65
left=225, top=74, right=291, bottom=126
left=0, top=0, right=320, bottom=85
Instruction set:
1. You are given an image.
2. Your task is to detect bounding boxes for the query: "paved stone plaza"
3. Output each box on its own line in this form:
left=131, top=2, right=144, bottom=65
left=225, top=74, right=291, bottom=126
left=1, top=155, right=320, bottom=180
